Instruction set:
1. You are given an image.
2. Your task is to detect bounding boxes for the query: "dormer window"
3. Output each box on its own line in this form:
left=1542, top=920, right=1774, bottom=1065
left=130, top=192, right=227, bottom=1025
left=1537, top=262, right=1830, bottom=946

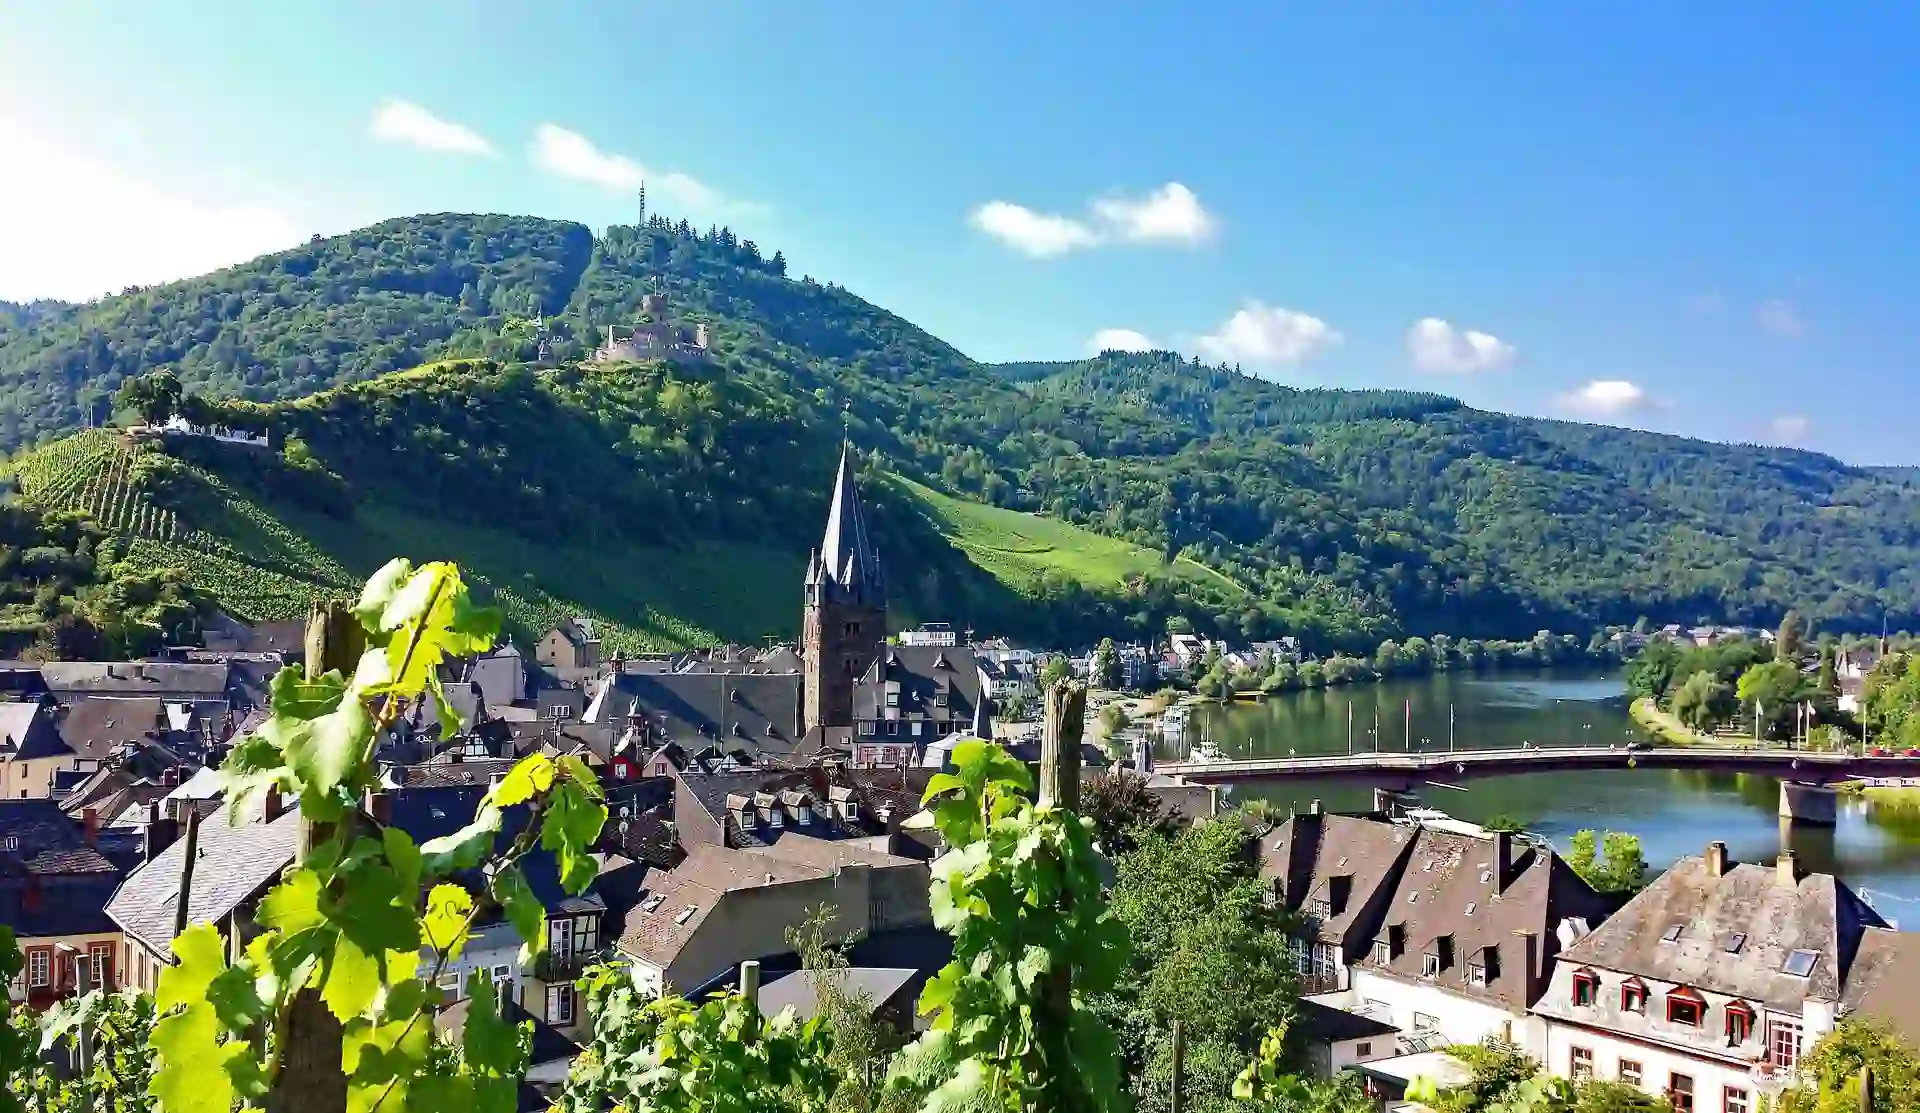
left=798, top=805, right=813, bottom=826
left=1666, top=987, right=1705, bottom=1028
left=739, top=808, right=754, bottom=829
left=1621, top=978, right=1648, bottom=1014
left=844, top=800, right=860, bottom=823
left=770, top=807, right=785, bottom=829
left=1307, top=898, right=1331, bottom=922
left=1422, top=953, right=1442, bottom=979
left=1725, top=1000, right=1755, bottom=1046
left=1371, top=939, right=1391, bottom=965
left=1572, top=969, right=1600, bottom=1007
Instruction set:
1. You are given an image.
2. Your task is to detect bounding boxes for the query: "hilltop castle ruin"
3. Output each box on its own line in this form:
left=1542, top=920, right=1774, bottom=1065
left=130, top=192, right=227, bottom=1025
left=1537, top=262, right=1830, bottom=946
left=591, top=293, right=711, bottom=364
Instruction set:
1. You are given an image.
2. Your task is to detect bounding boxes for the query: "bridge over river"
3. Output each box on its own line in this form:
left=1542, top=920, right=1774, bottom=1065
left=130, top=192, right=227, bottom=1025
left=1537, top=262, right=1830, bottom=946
left=1153, top=745, right=1920, bottom=825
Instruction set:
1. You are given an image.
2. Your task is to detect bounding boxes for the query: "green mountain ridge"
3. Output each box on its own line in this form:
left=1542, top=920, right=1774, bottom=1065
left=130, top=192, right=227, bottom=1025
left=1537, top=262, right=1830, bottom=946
left=3, top=212, right=1918, bottom=645
left=3, top=360, right=1236, bottom=651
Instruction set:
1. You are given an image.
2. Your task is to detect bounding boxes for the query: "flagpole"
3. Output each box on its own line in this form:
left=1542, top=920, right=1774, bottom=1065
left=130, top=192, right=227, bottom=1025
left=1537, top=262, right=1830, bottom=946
left=1450, top=704, right=1456, bottom=753
left=1346, top=702, right=1353, bottom=756
left=1405, top=700, right=1412, bottom=752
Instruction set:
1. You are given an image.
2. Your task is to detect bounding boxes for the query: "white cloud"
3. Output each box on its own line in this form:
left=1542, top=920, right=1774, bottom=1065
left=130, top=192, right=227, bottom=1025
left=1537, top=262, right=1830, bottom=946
left=530, top=123, right=755, bottom=217
left=1406, top=317, right=1516, bottom=374
left=1757, top=298, right=1805, bottom=338
left=369, top=100, right=495, bottom=157
left=970, top=181, right=1217, bottom=256
left=0, top=117, right=305, bottom=302
left=1195, top=301, right=1341, bottom=367
left=967, top=201, right=1099, bottom=259
left=1559, top=379, right=1657, bottom=417
left=1089, top=182, right=1216, bottom=246
left=1088, top=328, right=1156, bottom=354
left=1769, top=414, right=1812, bottom=443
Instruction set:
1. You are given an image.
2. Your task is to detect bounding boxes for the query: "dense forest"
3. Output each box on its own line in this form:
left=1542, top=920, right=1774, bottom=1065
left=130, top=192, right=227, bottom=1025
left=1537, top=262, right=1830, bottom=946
left=5, top=211, right=1920, bottom=646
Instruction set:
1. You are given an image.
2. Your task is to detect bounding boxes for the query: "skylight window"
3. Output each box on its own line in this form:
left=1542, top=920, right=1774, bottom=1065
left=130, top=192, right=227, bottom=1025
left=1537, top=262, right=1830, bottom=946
left=1660, top=924, right=1684, bottom=944
left=674, top=905, right=698, bottom=926
left=1782, top=949, right=1819, bottom=977
left=1725, top=933, right=1747, bottom=954
left=641, top=895, right=665, bottom=914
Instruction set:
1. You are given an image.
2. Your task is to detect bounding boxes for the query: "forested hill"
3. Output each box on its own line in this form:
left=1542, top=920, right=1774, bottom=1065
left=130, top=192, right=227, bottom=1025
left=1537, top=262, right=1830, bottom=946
left=3, top=212, right=1919, bottom=643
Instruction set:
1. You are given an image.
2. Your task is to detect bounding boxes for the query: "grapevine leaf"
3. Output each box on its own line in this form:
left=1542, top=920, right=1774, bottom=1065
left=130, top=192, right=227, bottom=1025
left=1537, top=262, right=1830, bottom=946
left=383, top=826, right=422, bottom=892
left=150, top=1004, right=238, bottom=1113
left=489, top=863, right=545, bottom=963
left=268, top=664, right=348, bottom=721
left=156, top=923, right=228, bottom=1011
left=322, top=937, right=382, bottom=1021
left=352, top=557, right=414, bottom=631
left=424, top=672, right=461, bottom=740
left=420, top=801, right=502, bottom=875
left=542, top=773, right=608, bottom=895
left=424, top=883, right=475, bottom=960
left=920, top=1055, right=993, bottom=1113
left=206, top=962, right=269, bottom=1034
left=492, top=753, right=555, bottom=807
left=1015, top=943, right=1052, bottom=989
left=332, top=858, right=420, bottom=958
left=274, top=696, right=374, bottom=804
left=258, top=868, right=327, bottom=935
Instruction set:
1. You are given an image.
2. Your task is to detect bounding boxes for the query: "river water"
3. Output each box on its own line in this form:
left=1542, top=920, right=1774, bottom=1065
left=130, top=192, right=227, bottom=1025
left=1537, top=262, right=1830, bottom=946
left=1163, top=668, right=1920, bottom=916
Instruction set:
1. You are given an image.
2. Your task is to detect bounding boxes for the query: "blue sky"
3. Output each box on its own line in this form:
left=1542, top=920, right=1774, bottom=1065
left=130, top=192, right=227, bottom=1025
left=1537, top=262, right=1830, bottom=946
left=3, top=2, right=1917, bottom=461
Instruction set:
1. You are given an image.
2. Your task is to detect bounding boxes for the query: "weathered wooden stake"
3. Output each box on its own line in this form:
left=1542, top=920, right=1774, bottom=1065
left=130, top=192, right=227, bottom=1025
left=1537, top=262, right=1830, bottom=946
left=267, top=602, right=362, bottom=1113
left=170, top=805, right=202, bottom=940
left=1040, top=680, right=1085, bottom=811
left=1860, top=1063, right=1875, bottom=1113
left=1169, top=1018, right=1186, bottom=1113
left=739, top=959, right=761, bottom=1007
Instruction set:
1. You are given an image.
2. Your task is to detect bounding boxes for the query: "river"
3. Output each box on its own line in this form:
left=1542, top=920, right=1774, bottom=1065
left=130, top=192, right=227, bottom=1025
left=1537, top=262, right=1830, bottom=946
left=1162, top=668, right=1920, bottom=917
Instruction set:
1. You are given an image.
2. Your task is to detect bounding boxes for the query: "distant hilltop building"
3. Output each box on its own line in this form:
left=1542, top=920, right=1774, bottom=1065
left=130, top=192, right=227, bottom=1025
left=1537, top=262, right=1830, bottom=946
left=592, top=293, right=711, bottom=364
left=148, top=415, right=270, bottom=449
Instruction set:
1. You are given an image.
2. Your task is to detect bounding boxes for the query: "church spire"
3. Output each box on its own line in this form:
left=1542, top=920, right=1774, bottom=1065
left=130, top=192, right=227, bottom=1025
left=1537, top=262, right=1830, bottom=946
left=811, top=441, right=884, bottom=607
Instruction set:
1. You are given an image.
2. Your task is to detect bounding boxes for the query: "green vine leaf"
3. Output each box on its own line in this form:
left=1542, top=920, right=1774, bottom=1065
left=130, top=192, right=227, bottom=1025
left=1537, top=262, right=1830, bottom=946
left=424, top=883, right=475, bottom=960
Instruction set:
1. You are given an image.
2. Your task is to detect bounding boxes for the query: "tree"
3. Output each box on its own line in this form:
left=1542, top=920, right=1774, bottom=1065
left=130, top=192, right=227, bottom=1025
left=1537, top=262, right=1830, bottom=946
left=1083, top=770, right=1178, bottom=857
left=1625, top=639, right=1683, bottom=702
left=1567, top=830, right=1647, bottom=893
left=1670, top=670, right=1735, bottom=733
left=1778, top=609, right=1808, bottom=662
left=1093, top=637, right=1123, bottom=689
left=786, top=906, right=903, bottom=1113
left=1097, top=818, right=1302, bottom=1113
left=1775, top=1019, right=1919, bottom=1113
left=8, top=987, right=157, bottom=1113
left=1040, top=654, right=1073, bottom=690
left=115, top=370, right=182, bottom=426
left=1737, top=660, right=1807, bottom=738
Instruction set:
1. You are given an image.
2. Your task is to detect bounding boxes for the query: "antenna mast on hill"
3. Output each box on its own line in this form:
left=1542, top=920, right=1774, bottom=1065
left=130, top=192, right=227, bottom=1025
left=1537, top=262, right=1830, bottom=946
left=637, top=183, right=647, bottom=226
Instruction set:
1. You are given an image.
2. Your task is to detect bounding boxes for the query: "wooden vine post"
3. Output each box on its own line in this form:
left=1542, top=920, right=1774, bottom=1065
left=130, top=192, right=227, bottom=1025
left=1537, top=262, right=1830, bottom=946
left=1860, top=1064, right=1874, bottom=1113
left=269, top=602, right=363, bottom=1113
left=1037, top=679, right=1086, bottom=1108
left=1169, top=1019, right=1186, bottom=1113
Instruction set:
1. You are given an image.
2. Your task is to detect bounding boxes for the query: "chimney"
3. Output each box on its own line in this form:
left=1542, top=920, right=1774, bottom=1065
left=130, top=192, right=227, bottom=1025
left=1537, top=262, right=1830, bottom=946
left=765, top=872, right=775, bottom=885
left=263, top=785, right=284, bottom=823
left=1308, top=799, right=1322, bottom=815
left=82, top=807, right=100, bottom=847
left=144, top=801, right=179, bottom=863
left=1777, top=850, right=1799, bottom=888
left=1706, top=840, right=1729, bottom=878
left=1493, top=829, right=1518, bottom=891
left=1515, top=930, right=1541, bottom=1003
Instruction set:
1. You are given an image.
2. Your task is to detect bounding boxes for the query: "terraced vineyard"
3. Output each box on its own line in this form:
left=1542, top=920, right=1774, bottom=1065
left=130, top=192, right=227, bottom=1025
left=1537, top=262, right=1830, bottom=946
left=8, top=431, right=182, bottom=540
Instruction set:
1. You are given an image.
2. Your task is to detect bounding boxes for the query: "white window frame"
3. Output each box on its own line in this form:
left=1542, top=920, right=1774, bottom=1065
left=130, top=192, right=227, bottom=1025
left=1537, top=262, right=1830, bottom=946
left=90, top=943, right=113, bottom=989
left=547, top=984, right=575, bottom=1025
left=27, top=950, right=49, bottom=988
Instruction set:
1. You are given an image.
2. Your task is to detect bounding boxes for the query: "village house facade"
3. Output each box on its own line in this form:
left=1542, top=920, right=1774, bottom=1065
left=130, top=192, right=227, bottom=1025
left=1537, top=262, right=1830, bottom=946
left=1264, top=809, right=1614, bottom=1066
left=1532, top=843, right=1892, bottom=1113
left=1, top=801, right=123, bottom=1009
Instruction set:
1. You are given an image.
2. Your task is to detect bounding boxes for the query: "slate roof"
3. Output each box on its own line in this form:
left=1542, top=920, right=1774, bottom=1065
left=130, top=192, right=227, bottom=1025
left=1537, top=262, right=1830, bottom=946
left=1295, top=996, right=1402, bottom=1045
left=395, top=758, right=519, bottom=789
left=0, top=701, right=65, bottom=761
left=42, top=661, right=233, bottom=699
left=759, top=967, right=919, bottom=1023
left=554, top=618, right=598, bottom=648
left=1356, top=824, right=1613, bottom=1011
left=853, top=646, right=984, bottom=728
left=592, top=672, right=805, bottom=759
left=106, top=802, right=303, bottom=954
left=1553, top=853, right=1889, bottom=1010
left=0, top=800, right=121, bottom=936
left=804, top=444, right=884, bottom=608
left=1261, top=813, right=1419, bottom=947
left=1841, top=928, right=1920, bottom=1046
left=56, top=696, right=175, bottom=761
left=613, top=845, right=828, bottom=969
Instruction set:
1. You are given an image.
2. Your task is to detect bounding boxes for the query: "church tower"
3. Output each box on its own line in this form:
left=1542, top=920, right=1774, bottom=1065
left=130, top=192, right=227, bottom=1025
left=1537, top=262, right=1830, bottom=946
left=802, top=443, right=887, bottom=732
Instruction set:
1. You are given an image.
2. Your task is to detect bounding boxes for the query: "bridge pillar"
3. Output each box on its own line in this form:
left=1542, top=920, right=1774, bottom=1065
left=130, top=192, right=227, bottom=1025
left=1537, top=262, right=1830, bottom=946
left=1778, top=781, right=1839, bottom=826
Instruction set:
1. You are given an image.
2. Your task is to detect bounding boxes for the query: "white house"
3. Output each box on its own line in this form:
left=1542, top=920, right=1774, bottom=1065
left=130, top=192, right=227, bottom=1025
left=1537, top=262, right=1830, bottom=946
left=1532, top=842, right=1894, bottom=1113
left=1263, top=810, right=1613, bottom=1064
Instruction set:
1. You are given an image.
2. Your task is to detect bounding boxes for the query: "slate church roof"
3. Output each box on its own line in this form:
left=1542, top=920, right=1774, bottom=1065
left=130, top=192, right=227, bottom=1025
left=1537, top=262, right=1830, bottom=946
left=805, top=444, right=884, bottom=608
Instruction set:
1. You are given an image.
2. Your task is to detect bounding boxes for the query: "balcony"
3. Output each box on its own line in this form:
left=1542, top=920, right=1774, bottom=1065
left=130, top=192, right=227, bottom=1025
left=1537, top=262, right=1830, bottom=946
left=1297, top=972, right=1341, bottom=996
left=534, top=950, right=595, bottom=981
